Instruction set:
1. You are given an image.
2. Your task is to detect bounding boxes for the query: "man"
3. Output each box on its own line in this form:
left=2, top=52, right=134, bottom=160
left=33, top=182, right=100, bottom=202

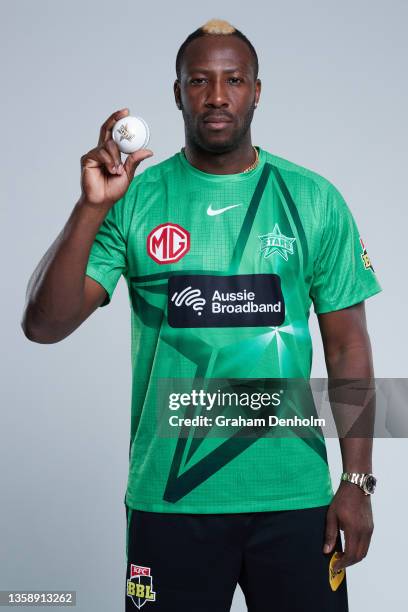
left=22, top=18, right=381, bottom=612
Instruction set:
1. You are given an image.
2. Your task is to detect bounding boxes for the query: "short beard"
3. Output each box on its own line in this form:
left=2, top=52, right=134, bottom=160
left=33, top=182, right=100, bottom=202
left=183, top=102, right=256, bottom=155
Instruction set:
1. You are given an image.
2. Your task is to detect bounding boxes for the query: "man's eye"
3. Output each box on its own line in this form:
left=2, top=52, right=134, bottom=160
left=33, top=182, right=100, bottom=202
left=190, top=78, right=207, bottom=85
left=228, top=77, right=242, bottom=84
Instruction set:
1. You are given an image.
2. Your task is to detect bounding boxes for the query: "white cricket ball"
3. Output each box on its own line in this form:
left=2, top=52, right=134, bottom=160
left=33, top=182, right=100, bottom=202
left=112, top=115, right=150, bottom=154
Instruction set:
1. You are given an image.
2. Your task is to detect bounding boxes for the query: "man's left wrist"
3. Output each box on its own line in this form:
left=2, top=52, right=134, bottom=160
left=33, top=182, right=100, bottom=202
left=340, top=472, right=377, bottom=495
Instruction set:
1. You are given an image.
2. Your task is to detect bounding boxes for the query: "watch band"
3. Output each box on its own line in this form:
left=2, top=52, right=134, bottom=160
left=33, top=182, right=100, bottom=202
left=341, top=472, right=365, bottom=487
left=341, top=472, right=377, bottom=495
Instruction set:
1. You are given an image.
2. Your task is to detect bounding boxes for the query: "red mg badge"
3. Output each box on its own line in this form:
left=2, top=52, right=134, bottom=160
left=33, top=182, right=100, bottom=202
left=147, top=222, right=190, bottom=264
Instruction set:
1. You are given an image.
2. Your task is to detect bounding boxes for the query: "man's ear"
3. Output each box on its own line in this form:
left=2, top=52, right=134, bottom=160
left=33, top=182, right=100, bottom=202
left=174, top=79, right=182, bottom=110
left=255, top=78, right=262, bottom=107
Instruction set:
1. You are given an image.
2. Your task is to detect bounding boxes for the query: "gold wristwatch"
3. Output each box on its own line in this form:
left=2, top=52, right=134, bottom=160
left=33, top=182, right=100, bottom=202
left=340, top=473, right=377, bottom=495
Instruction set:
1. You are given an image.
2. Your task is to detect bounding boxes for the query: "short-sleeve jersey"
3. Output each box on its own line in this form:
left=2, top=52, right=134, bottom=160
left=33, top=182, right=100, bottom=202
left=85, top=147, right=382, bottom=513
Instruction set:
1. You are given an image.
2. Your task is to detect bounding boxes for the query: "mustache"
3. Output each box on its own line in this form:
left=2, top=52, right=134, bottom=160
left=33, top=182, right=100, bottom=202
left=201, top=110, right=235, bottom=122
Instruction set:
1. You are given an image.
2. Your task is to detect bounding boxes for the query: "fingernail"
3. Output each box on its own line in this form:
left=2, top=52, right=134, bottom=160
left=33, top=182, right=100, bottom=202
left=118, top=164, right=124, bottom=173
left=323, top=544, right=331, bottom=553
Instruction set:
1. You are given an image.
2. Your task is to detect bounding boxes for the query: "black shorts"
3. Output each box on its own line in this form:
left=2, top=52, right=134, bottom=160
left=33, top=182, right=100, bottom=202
left=125, top=504, right=348, bottom=611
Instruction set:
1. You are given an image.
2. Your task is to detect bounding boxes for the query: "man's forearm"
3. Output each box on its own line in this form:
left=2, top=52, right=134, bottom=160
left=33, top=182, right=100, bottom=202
left=339, top=438, right=372, bottom=472
left=326, top=344, right=375, bottom=474
left=22, top=197, right=108, bottom=338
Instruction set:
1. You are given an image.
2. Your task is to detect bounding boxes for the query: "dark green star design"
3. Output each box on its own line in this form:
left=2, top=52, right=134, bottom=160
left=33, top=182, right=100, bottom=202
left=129, top=163, right=326, bottom=503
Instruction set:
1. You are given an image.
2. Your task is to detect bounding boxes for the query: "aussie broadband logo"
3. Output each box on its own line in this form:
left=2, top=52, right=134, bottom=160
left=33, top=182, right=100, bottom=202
left=170, top=286, right=206, bottom=316
left=168, top=274, right=285, bottom=328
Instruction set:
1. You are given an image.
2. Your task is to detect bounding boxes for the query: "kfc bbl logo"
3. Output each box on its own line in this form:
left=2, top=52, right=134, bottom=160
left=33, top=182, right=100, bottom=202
left=127, top=564, right=156, bottom=608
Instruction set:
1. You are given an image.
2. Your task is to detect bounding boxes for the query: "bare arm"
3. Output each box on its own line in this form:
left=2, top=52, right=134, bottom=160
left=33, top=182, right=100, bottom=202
left=22, top=200, right=113, bottom=343
left=318, top=301, right=375, bottom=571
left=21, top=108, right=153, bottom=343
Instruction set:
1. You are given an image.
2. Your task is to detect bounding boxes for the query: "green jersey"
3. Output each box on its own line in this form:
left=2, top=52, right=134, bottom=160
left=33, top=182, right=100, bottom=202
left=85, top=147, right=382, bottom=513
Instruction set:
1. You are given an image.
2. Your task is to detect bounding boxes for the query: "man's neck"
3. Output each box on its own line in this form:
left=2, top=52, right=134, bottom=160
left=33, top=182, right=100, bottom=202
left=183, top=138, right=257, bottom=175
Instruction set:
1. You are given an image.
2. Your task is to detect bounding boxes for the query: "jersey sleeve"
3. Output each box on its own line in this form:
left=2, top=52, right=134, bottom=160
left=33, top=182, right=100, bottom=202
left=85, top=195, right=129, bottom=307
left=310, top=182, right=382, bottom=314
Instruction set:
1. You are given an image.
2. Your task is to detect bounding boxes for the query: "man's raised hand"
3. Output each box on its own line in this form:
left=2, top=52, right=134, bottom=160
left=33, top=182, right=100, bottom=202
left=80, top=108, right=153, bottom=209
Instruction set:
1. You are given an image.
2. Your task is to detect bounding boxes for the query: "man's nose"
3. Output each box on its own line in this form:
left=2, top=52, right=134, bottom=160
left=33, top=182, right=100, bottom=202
left=205, top=79, right=229, bottom=107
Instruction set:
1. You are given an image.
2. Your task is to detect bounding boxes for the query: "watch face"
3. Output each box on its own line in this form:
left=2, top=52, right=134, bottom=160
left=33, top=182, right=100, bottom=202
left=364, top=475, right=377, bottom=494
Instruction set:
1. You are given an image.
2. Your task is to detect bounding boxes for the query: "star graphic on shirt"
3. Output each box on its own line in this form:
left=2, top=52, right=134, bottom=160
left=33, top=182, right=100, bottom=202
left=258, top=223, right=296, bottom=261
left=127, top=163, right=327, bottom=505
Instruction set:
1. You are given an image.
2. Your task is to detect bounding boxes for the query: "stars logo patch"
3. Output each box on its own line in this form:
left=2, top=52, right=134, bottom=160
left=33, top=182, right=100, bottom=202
left=258, top=224, right=296, bottom=261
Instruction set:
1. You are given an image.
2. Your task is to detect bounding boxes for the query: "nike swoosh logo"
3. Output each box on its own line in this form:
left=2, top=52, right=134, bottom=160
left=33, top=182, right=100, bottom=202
left=207, top=203, right=242, bottom=216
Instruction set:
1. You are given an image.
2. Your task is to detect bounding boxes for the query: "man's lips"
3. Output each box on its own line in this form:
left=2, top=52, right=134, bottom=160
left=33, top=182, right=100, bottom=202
left=202, top=116, right=233, bottom=129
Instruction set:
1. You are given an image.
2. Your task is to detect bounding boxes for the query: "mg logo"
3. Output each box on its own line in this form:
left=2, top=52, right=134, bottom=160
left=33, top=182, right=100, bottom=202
left=147, top=222, right=190, bottom=264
